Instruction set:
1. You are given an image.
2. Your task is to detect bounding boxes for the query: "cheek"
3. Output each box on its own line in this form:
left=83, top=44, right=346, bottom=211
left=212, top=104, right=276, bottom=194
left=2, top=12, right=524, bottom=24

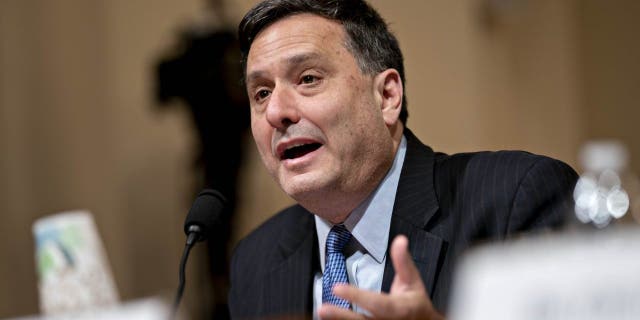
left=251, top=119, right=272, bottom=155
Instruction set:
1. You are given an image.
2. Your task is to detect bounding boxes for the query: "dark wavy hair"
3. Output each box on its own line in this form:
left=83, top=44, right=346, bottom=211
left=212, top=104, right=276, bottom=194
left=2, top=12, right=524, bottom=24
left=238, top=0, right=408, bottom=124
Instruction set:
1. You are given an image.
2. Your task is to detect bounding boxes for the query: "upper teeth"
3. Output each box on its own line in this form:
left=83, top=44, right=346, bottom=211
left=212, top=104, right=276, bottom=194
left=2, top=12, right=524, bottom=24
left=286, top=143, right=307, bottom=150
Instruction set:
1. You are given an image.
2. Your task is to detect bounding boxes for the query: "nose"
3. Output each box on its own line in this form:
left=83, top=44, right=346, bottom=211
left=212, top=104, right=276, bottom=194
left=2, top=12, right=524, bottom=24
left=265, top=86, right=300, bottom=130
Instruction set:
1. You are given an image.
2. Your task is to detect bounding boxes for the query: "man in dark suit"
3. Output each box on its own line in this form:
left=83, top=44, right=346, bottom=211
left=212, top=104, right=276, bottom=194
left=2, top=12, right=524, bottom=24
left=229, top=0, right=578, bottom=319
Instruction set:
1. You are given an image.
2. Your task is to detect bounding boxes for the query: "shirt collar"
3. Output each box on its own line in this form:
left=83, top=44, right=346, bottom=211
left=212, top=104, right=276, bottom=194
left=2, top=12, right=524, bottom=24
left=316, top=135, right=407, bottom=271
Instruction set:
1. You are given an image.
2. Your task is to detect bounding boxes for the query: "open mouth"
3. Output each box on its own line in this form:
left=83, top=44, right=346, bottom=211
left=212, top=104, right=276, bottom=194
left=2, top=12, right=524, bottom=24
left=281, top=143, right=322, bottom=160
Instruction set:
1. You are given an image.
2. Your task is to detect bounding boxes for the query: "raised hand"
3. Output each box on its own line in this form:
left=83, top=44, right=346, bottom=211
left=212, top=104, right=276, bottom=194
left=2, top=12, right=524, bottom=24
left=317, top=235, right=444, bottom=320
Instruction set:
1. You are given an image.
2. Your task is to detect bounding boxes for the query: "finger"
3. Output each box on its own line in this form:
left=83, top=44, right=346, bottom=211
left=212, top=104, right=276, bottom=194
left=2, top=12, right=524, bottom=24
left=317, top=303, right=365, bottom=320
left=333, top=284, right=398, bottom=317
left=390, top=235, right=422, bottom=288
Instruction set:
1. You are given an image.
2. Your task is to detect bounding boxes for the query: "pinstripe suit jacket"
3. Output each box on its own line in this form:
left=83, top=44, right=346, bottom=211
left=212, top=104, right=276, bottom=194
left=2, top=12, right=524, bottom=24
left=229, top=129, right=577, bottom=319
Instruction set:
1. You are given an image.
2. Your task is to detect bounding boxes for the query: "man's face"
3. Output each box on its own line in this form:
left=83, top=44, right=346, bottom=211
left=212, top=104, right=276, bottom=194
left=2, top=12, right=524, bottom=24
left=245, top=14, right=397, bottom=219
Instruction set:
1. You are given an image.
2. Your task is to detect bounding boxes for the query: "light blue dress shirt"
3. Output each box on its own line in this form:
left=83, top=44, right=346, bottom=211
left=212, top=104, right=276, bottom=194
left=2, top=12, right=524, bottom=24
left=313, top=135, right=407, bottom=317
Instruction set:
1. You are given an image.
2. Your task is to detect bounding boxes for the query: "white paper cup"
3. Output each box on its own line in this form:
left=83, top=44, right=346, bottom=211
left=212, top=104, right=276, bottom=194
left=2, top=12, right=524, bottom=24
left=33, top=210, right=119, bottom=315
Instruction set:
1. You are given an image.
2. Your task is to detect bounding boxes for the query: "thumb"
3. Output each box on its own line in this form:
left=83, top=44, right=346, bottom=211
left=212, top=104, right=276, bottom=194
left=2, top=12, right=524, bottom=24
left=390, top=235, right=423, bottom=291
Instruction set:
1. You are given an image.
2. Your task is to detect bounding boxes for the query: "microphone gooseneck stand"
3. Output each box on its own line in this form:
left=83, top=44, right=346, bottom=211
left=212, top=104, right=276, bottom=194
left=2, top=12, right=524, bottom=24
left=172, top=226, right=202, bottom=319
left=171, top=189, right=226, bottom=320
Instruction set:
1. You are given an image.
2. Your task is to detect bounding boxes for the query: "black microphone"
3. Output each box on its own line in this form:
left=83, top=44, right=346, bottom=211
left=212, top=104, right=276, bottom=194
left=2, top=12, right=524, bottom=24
left=172, top=189, right=227, bottom=319
left=183, top=189, right=226, bottom=245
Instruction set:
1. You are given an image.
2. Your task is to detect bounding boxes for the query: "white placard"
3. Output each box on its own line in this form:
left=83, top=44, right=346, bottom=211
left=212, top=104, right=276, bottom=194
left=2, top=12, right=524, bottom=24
left=449, top=228, right=640, bottom=320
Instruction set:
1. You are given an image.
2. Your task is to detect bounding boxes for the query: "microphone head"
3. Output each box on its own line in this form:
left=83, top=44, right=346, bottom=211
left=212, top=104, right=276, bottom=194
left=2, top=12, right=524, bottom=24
left=183, top=189, right=226, bottom=242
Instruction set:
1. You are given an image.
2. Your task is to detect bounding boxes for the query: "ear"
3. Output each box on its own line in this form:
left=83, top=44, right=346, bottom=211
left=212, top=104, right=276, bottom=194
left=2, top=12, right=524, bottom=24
left=373, top=69, right=403, bottom=127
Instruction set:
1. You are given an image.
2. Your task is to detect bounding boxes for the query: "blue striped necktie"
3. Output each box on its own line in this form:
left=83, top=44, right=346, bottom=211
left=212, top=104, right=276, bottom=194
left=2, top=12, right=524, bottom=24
left=322, top=224, right=352, bottom=309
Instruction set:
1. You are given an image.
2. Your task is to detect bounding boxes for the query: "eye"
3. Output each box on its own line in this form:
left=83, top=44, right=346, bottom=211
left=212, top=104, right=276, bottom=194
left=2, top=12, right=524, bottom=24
left=255, top=89, right=271, bottom=101
left=300, top=74, right=317, bottom=84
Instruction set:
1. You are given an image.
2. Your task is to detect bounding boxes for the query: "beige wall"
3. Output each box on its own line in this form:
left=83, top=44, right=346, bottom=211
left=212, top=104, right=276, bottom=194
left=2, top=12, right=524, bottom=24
left=580, top=0, right=640, bottom=171
left=1, top=0, right=205, bottom=316
left=1, top=0, right=638, bottom=318
left=372, top=0, right=583, bottom=158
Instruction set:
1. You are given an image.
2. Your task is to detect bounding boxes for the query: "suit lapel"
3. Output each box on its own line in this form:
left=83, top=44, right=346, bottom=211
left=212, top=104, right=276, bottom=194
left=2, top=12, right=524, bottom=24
left=382, top=130, right=445, bottom=296
left=260, top=208, right=318, bottom=317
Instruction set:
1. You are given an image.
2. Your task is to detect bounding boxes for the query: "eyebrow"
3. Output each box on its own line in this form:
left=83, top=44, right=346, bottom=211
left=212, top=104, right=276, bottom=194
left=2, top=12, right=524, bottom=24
left=246, top=70, right=266, bottom=86
left=286, top=52, right=321, bottom=65
left=246, top=52, right=323, bottom=86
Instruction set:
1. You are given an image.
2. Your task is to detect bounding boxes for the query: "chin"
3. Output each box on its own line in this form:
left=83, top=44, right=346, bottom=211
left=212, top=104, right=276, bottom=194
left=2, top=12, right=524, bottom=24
left=281, top=181, right=320, bottom=201
left=280, top=173, right=331, bottom=203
